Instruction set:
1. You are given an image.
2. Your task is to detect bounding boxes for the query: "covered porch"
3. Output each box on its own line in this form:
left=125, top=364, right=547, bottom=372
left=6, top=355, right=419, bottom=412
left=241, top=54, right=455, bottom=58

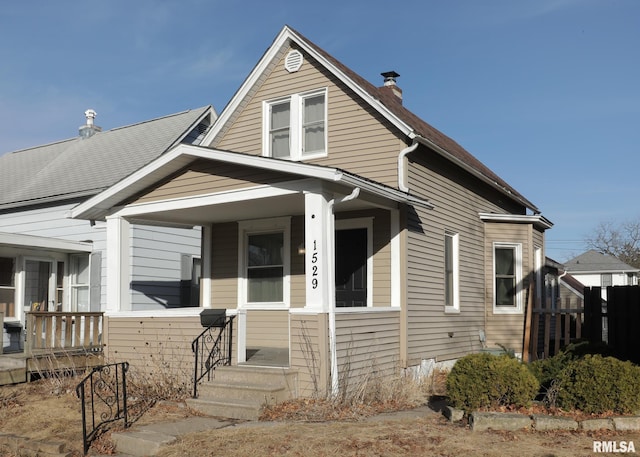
left=70, top=145, right=432, bottom=396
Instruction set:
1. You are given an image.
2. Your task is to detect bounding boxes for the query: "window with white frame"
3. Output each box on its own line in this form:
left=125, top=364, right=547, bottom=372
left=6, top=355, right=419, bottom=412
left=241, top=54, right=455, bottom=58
left=444, top=231, right=459, bottom=312
left=0, top=256, right=16, bottom=318
left=264, top=89, right=327, bottom=160
left=70, top=254, right=90, bottom=312
left=239, top=218, right=290, bottom=307
left=493, top=243, right=523, bottom=313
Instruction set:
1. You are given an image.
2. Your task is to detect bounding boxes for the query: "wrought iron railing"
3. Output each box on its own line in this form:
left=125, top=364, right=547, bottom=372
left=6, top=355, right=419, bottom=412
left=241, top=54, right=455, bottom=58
left=192, top=316, right=234, bottom=398
left=76, top=362, right=130, bottom=455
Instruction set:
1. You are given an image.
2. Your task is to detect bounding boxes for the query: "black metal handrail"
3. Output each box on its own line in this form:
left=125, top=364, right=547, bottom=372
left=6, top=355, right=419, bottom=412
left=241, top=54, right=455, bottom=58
left=192, top=316, right=235, bottom=398
left=76, top=362, right=129, bottom=455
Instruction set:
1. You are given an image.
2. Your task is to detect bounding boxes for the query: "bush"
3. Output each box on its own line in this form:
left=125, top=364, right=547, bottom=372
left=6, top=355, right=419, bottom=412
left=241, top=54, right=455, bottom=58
left=446, top=353, right=539, bottom=413
left=556, top=354, right=640, bottom=414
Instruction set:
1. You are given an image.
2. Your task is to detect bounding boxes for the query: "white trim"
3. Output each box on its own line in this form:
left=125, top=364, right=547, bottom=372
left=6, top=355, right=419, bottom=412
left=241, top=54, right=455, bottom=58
left=201, top=225, right=212, bottom=309
left=444, top=231, right=460, bottom=314
left=106, top=216, right=131, bottom=313
left=492, top=242, right=523, bottom=314
left=237, top=217, right=291, bottom=309
left=479, top=213, right=553, bottom=230
left=334, top=306, right=400, bottom=314
left=335, top=217, right=373, bottom=308
left=0, top=232, right=92, bottom=253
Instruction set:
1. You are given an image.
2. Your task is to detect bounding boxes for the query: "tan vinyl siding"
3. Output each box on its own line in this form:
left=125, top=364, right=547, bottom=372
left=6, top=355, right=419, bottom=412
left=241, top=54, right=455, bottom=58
left=245, top=309, right=289, bottom=349
left=404, top=149, right=519, bottom=365
left=290, top=312, right=329, bottom=397
left=133, top=160, right=294, bottom=204
left=335, top=311, right=400, bottom=394
left=103, top=314, right=218, bottom=379
left=211, top=222, right=238, bottom=309
left=484, top=222, right=531, bottom=352
left=214, top=46, right=403, bottom=188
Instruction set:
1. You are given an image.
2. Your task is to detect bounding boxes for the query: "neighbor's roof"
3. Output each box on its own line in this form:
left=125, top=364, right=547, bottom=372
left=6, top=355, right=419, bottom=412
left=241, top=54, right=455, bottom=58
left=205, top=25, right=538, bottom=214
left=564, top=249, right=640, bottom=273
left=0, top=106, right=213, bottom=210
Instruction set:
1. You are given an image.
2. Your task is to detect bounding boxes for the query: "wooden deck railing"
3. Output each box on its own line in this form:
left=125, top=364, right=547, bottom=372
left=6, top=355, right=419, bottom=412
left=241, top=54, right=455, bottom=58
left=25, top=312, right=104, bottom=354
left=529, top=297, right=583, bottom=361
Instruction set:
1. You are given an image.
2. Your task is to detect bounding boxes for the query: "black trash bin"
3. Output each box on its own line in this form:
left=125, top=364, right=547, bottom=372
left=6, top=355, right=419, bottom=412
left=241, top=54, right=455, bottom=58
left=199, top=309, right=226, bottom=328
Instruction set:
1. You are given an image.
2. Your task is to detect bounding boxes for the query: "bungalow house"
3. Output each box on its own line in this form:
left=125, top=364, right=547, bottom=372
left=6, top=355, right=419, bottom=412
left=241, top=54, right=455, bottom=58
left=0, top=106, right=215, bottom=355
left=70, top=26, right=552, bottom=405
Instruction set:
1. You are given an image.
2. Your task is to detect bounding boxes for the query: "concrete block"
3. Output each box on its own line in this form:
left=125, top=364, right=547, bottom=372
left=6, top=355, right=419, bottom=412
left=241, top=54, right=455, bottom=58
left=533, top=414, right=578, bottom=431
left=442, top=405, right=464, bottom=422
left=613, top=416, right=640, bottom=431
left=581, top=418, right=614, bottom=431
left=112, top=429, right=176, bottom=457
left=469, top=412, right=532, bottom=432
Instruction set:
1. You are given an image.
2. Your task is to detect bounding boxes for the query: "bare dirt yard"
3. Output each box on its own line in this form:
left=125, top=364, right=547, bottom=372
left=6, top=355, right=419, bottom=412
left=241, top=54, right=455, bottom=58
left=1, top=379, right=640, bottom=457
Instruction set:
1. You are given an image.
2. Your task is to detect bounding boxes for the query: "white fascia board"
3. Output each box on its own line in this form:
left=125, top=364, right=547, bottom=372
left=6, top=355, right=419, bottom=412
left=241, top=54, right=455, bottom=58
left=0, top=232, right=93, bottom=252
left=479, top=213, right=554, bottom=230
left=202, top=26, right=414, bottom=146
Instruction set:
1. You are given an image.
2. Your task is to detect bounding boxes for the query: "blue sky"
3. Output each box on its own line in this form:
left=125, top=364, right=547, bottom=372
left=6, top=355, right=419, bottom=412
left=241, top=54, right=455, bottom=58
left=1, top=0, right=638, bottom=262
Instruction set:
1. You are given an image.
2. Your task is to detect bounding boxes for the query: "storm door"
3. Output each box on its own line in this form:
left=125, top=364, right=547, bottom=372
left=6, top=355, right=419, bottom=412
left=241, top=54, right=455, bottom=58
left=335, top=228, right=367, bottom=307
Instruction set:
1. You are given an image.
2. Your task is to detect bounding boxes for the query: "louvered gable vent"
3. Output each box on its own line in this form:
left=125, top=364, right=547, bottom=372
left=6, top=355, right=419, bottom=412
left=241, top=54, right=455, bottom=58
left=284, top=49, right=303, bottom=73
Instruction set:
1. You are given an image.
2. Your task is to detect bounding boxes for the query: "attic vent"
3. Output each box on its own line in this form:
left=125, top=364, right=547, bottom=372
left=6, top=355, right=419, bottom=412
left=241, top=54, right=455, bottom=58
left=284, top=50, right=303, bottom=73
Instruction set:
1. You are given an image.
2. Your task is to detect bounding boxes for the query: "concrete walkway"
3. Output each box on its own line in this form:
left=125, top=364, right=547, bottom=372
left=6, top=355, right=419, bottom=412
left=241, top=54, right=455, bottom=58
left=102, top=404, right=441, bottom=457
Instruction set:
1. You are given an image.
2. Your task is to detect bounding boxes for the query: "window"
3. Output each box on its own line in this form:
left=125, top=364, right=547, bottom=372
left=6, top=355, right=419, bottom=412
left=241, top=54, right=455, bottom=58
left=601, top=273, right=612, bottom=288
left=0, top=257, right=16, bottom=318
left=264, top=89, right=327, bottom=160
left=239, top=218, right=290, bottom=307
left=493, top=243, right=522, bottom=313
left=70, top=254, right=90, bottom=312
left=56, top=261, right=64, bottom=311
left=444, top=232, right=459, bottom=312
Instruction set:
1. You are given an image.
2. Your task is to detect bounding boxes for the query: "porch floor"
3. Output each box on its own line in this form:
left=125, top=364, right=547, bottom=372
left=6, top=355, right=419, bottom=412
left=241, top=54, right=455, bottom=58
left=242, top=347, right=289, bottom=367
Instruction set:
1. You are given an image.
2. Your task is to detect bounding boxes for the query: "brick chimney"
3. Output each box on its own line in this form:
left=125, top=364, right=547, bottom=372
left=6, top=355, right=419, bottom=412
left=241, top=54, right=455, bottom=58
left=79, top=109, right=102, bottom=139
left=380, top=71, right=402, bottom=103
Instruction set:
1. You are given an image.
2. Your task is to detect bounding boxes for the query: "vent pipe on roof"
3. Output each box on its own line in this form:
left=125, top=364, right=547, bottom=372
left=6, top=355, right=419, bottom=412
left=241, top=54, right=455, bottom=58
left=381, top=71, right=403, bottom=103
left=79, top=109, right=102, bottom=139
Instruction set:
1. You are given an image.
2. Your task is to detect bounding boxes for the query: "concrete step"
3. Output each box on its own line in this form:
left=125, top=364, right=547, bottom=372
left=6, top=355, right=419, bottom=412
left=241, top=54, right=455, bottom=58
left=212, top=365, right=298, bottom=387
left=197, top=380, right=287, bottom=404
left=185, top=397, right=263, bottom=421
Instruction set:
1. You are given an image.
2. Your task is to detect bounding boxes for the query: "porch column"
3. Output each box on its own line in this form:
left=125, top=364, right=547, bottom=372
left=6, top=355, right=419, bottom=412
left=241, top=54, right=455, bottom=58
left=106, top=215, right=131, bottom=312
left=304, top=190, right=334, bottom=311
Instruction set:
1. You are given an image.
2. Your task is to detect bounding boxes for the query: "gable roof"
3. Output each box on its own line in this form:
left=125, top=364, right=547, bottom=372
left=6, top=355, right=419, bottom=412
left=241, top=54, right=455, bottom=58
left=0, top=106, right=214, bottom=211
left=564, top=249, right=640, bottom=273
left=70, top=143, right=433, bottom=221
left=203, top=25, right=539, bottom=214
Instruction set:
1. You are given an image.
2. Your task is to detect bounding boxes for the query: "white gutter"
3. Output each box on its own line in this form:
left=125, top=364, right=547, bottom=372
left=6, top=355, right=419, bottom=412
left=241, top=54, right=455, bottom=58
left=397, top=141, right=418, bottom=192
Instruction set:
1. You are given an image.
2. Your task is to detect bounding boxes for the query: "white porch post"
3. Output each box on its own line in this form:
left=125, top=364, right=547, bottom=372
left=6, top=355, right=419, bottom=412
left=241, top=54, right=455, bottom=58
left=106, top=215, right=131, bottom=312
left=390, top=209, right=401, bottom=307
left=303, top=190, right=334, bottom=311
left=201, top=224, right=212, bottom=309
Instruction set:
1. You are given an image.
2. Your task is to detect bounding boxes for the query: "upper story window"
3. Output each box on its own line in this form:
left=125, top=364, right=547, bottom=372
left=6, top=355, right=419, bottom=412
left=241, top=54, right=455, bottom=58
left=601, top=273, right=612, bottom=288
left=264, top=89, right=327, bottom=161
left=493, top=242, right=523, bottom=314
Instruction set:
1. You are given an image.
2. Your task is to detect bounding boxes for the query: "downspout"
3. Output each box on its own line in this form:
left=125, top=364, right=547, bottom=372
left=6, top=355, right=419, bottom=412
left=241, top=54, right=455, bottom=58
left=329, top=187, right=361, bottom=397
left=398, top=140, right=418, bottom=192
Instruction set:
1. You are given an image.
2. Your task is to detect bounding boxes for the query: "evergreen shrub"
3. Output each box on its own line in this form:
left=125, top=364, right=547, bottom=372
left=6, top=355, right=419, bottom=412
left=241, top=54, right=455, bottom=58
left=446, top=352, right=539, bottom=413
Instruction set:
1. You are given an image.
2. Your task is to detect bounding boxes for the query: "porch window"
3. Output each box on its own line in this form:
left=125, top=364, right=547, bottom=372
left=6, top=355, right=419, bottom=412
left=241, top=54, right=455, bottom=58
left=0, top=257, right=16, bottom=318
left=56, top=261, right=64, bottom=311
left=264, top=89, right=327, bottom=160
left=493, top=243, right=523, bottom=313
left=239, top=217, right=291, bottom=308
left=444, top=231, right=459, bottom=312
left=70, top=254, right=90, bottom=312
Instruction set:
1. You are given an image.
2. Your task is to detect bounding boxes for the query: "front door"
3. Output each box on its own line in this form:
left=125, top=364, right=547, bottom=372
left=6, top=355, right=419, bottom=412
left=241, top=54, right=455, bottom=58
left=335, top=228, right=367, bottom=307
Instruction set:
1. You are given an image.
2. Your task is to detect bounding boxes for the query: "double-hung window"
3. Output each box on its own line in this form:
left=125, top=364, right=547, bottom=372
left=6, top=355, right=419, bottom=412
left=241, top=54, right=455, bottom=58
left=265, top=89, right=327, bottom=160
left=70, top=254, right=90, bottom=312
left=444, top=231, right=459, bottom=312
left=493, top=243, right=523, bottom=313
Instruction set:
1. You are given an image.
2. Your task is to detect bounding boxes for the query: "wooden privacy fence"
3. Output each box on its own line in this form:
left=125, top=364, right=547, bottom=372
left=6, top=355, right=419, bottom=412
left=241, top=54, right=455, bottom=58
left=584, top=286, right=640, bottom=364
left=528, top=296, right=583, bottom=361
left=25, top=312, right=104, bottom=355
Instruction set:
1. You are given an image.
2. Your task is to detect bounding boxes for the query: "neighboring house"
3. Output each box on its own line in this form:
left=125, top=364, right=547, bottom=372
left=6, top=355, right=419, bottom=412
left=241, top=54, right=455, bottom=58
left=0, top=106, right=215, bottom=352
left=70, top=26, right=552, bottom=398
left=564, top=250, right=639, bottom=299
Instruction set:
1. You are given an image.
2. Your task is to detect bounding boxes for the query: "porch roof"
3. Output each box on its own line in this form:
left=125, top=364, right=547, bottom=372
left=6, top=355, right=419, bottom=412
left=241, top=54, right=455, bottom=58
left=0, top=231, right=93, bottom=253
left=70, top=144, right=433, bottom=222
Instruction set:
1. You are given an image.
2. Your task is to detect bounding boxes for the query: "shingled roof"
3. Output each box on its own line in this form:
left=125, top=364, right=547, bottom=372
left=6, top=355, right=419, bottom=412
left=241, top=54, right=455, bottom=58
left=0, top=106, right=213, bottom=210
left=564, top=249, right=639, bottom=273
left=287, top=26, right=538, bottom=213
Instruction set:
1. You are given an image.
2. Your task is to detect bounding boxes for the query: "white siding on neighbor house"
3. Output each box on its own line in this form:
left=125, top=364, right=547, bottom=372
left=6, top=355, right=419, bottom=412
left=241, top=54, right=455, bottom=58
left=130, top=224, right=202, bottom=311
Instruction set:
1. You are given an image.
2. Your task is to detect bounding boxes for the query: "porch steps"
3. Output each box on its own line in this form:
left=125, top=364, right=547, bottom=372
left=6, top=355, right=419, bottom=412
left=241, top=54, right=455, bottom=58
left=186, top=366, right=298, bottom=421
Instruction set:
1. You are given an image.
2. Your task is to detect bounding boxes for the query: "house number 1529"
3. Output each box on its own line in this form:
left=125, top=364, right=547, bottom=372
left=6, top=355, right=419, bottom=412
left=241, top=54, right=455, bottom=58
left=311, top=240, right=319, bottom=289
